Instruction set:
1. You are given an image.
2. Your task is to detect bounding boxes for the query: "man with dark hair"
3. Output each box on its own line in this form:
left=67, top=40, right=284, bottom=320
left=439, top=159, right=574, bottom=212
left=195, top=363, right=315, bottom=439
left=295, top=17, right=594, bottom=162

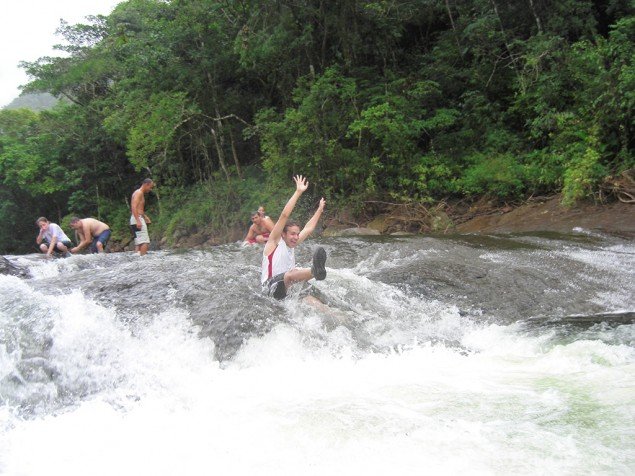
left=69, top=217, right=111, bottom=253
left=130, top=178, right=154, bottom=255
left=244, top=210, right=275, bottom=245
left=261, top=175, right=327, bottom=299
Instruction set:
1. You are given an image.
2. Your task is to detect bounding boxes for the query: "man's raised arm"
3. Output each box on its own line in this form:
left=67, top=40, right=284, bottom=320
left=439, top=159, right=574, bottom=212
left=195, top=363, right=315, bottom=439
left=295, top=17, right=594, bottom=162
left=298, top=197, right=326, bottom=244
left=264, top=175, right=309, bottom=255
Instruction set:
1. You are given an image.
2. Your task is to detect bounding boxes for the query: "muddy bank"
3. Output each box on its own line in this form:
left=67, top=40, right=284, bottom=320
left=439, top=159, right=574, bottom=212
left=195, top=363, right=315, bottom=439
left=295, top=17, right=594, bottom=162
left=323, top=195, right=634, bottom=238
left=453, top=195, right=634, bottom=235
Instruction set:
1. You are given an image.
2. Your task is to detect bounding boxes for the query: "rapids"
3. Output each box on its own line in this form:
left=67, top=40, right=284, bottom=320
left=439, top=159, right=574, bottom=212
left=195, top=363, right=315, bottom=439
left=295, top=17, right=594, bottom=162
left=1, top=230, right=633, bottom=475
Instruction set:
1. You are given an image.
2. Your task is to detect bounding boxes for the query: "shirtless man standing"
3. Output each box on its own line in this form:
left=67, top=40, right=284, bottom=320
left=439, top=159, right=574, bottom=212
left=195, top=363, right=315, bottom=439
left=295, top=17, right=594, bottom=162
left=129, top=178, right=154, bottom=255
left=69, top=217, right=111, bottom=253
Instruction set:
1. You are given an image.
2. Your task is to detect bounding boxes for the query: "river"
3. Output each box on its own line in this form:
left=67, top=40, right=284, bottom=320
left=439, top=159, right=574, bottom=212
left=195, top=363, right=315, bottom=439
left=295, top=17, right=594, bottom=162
left=1, top=230, right=634, bottom=475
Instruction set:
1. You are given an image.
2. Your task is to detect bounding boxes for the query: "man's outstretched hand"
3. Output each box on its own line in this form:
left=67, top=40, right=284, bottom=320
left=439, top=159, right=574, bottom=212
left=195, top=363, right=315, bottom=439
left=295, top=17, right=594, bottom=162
left=294, top=175, right=309, bottom=193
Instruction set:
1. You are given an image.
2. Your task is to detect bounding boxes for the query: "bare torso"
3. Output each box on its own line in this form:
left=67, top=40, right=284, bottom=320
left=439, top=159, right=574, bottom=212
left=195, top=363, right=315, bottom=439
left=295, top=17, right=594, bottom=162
left=131, top=189, right=146, bottom=217
left=251, top=222, right=271, bottom=236
left=83, top=218, right=110, bottom=237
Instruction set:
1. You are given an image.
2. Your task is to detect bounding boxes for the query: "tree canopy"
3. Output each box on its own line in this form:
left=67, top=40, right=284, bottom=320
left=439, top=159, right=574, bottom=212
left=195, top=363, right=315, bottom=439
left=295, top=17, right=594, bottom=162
left=1, top=0, right=633, bottom=253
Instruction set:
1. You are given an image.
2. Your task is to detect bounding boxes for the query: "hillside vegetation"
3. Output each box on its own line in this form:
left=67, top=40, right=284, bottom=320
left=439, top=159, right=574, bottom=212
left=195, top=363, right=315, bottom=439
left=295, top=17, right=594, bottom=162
left=3, top=93, right=59, bottom=111
left=0, top=0, right=633, bottom=253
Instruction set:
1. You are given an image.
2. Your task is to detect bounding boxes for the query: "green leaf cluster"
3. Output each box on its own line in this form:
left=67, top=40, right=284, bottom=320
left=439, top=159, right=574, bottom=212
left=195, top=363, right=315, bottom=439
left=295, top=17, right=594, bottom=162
left=0, top=0, right=632, bottom=253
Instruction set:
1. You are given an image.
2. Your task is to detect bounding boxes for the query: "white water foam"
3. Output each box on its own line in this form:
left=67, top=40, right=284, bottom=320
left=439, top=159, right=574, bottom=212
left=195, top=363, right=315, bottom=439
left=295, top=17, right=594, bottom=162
left=1, top=284, right=634, bottom=476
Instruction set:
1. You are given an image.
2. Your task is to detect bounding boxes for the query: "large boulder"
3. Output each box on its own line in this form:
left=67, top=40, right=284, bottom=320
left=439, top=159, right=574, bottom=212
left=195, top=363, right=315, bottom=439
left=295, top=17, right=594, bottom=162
left=0, top=256, right=30, bottom=278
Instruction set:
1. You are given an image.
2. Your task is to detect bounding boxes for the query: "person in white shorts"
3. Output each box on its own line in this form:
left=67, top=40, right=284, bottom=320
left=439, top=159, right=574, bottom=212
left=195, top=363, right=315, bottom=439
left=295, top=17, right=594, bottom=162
left=261, top=175, right=327, bottom=299
left=129, top=178, right=154, bottom=255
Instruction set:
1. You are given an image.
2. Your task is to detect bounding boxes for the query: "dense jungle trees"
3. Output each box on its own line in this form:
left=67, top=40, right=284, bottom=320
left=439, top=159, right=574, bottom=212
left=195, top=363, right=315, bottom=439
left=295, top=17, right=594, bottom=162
left=0, top=0, right=633, bottom=253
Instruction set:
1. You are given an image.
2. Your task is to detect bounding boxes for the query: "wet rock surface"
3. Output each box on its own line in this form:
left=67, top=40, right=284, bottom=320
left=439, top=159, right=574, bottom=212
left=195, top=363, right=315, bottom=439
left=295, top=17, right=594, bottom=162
left=0, top=256, right=30, bottom=278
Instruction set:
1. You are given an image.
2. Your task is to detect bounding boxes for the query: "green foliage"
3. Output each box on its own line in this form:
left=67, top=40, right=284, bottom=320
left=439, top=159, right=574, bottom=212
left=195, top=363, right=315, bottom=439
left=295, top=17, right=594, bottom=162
left=561, top=132, right=608, bottom=206
left=348, top=79, right=460, bottom=198
left=126, top=92, right=199, bottom=171
left=0, top=0, right=633, bottom=253
left=0, top=188, right=35, bottom=254
left=150, top=169, right=290, bottom=245
left=97, top=199, right=136, bottom=245
left=520, top=149, right=565, bottom=194
left=455, top=153, right=526, bottom=199
left=0, top=109, right=74, bottom=196
left=258, top=67, right=365, bottom=195
left=409, top=156, right=455, bottom=199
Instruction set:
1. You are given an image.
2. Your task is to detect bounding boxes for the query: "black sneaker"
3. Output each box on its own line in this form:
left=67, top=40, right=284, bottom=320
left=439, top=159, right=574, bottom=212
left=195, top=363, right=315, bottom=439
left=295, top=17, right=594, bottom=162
left=311, top=246, right=327, bottom=281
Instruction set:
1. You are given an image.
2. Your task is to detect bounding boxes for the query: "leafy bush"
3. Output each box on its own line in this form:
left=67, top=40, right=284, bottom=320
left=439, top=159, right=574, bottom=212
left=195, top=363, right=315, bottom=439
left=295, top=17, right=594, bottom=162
left=561, top=135, right=607, bottom=206
left=148, top=169, right=293, bottom=245
left=456, top=153, right=526, bottom=199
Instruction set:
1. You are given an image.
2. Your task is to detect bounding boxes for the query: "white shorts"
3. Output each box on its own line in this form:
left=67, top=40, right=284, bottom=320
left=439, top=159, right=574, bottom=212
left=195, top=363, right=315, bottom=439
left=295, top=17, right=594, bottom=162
left=130, top=215, right=150, bottom=245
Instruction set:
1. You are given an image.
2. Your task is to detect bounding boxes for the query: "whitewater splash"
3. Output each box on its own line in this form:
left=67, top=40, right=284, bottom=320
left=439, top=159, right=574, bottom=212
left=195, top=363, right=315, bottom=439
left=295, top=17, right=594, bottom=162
left=1, top=231, right=634, bottom=475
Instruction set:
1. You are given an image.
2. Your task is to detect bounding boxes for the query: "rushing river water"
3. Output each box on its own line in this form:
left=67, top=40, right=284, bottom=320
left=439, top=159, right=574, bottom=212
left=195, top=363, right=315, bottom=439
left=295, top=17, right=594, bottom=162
left=1, top=230, right=634, bottom=475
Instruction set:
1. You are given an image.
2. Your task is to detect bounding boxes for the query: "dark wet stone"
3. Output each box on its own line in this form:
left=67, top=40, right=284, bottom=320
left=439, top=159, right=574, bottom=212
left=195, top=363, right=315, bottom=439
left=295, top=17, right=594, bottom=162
left=0, top=256, right=30, bottom=278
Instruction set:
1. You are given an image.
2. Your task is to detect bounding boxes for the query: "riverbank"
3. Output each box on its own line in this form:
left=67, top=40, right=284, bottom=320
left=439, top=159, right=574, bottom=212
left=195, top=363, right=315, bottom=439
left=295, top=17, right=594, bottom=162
left=318, top=194, right=634, bottom=238
left=453, top=195, right=634, bottom=235
left=153, top=194, right=634, bottom=251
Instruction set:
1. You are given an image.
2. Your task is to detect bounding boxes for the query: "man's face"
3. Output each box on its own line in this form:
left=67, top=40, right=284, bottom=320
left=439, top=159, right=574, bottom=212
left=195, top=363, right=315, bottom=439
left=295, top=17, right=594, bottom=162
left=70, top=221, right=81, bottom=230
left=38, top=222, right=49, bottom=232
left=251, top=214, right=262, bottom=225
left=143, top=182, right=155, bottom=193
left=282, top=225, right=301, bottom=247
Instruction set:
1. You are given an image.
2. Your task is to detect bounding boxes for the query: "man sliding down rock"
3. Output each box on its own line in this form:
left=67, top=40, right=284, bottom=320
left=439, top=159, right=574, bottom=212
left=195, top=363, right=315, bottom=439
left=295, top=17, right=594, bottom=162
left=261, top=175, right=327, bottom=300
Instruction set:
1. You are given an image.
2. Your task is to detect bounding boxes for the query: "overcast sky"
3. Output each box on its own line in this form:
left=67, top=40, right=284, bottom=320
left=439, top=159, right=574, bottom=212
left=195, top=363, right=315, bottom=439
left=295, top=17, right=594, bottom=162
left=0, top=0, right=122, bottom=108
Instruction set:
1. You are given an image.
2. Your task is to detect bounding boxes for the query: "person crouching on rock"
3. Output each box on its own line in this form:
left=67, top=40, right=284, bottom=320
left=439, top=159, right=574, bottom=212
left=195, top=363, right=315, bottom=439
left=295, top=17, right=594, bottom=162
left=69, top=217, right=111, bottom=253
left=35, top=217, right=72, bottom=258
left=261, top=175, right=327, bottom=300
left=244, top=210, right=275, bottom=245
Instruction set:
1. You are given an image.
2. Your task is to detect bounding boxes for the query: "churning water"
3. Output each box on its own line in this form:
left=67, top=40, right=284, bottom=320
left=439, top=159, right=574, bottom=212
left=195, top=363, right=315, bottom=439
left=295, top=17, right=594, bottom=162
left=1, top=231, right=633, bottom=475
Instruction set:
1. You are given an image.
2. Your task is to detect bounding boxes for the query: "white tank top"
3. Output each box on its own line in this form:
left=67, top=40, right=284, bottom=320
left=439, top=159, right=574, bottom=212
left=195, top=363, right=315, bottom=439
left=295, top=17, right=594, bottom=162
left=261, top=239, right=295, bottom=283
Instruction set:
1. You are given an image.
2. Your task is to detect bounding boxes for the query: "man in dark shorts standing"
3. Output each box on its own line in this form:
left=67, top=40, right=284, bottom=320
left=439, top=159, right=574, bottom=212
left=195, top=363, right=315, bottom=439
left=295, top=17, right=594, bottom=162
left=261, top=175, right=327, bottom=299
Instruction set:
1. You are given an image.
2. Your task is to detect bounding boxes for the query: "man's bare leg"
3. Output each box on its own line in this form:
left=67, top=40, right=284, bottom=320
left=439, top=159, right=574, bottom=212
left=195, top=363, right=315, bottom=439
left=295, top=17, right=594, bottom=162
left=283, top=268, right=313, bottom=288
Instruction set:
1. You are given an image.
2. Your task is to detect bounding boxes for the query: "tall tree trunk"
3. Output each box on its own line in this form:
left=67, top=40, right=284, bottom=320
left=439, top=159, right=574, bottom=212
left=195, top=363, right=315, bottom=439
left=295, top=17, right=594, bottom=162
left=200, top=136, right=215, bottom=180
left=206, top=71, right=231, bottom=182
left=95, top=184, right=101, bottom=220
left=228, top=127, right=242, bottom=178
left=489, top=0, right=522, bottom=88
left=527, top=0, right=543, bottom=34
left=320, top=0, right=328, bottom=69
left=211, top=126, right=231, bottom=181
left=444, top=0, right=463, bottom=57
